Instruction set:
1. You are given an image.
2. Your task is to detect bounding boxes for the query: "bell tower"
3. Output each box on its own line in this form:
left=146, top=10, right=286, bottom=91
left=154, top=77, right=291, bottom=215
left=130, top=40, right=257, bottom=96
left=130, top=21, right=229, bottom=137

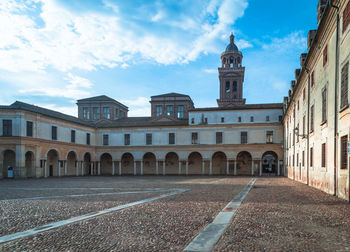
left=217, top=34, right=246, bottom=107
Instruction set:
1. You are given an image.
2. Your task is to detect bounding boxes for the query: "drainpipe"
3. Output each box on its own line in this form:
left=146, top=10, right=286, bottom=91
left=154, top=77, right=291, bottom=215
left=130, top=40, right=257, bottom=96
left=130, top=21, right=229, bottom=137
left=293, top=105, right=296, bottom=180
left=330, top=0, right=339, bottom=197
left=305, top=68, right=311, bottom=186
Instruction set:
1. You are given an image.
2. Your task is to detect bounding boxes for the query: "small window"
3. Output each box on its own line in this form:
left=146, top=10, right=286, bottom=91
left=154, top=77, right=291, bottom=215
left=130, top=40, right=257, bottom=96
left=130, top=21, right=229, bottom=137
left=86, top=133, right=90, bottom=145
left=266, top=116, right=270, bottom=122
left=83, top=107, right=90, bottom=120
left=146, top=133, right=152, bottom=145
left=191, top=118, right=195, bottom=124
left=221, top=117, right=224, bottom=123
left=216, top=132, right=223, bottom=144
left=2, top=120, right=12, bottom=136
left=71, top=130, right=76, bottom=143
left=341, top=135, right=348, bottom=170
left=340, top=62, right=349, bottom=109
left=124, top=134, right=130, bottom=145
left=323, top=44, right=328, bottom=66
left=232, top=81, right=237, bottom=92
left=310, top=105, right=314, bottom=132
left=250, top=116, right=254, bottom=122
left=238, top=116, right=241, bottom=122
left=177, top=105, right=184, bottom=118
left=103, top=134, right=109, bottom=146
left=296, top=123, right=299, bottom=143
left=302, top=151, right=305, bottom=167
left=241, top=131, right=247, bottom=144
left=166, top=105, right=174, bottom=116
left=204, top=118, right=208, bottom=124
left=26, top=121, right=33, bottom=137
left=302, top=115, right=305, bottom=136
left=297, top=100, right=299, bottom=110
left=103, top=107, right=110, bottom=119
left=266, top=131, right=273, bottom=143
left=303, top=88, right=306, bottom=101
left=191, top=132, right=198, bottom=144
left=120, top=110, right=126, bottom=118
left=343, top=1, right=350, bottom=33
left=322, top=88, right=327, bottom=123
left=115, top=109, right=119, bottom=119
left=225, top=81, right=230, bottom=93
left=310, top=147, right=313, bottom=167
left=311, top=71, right=315, bottom=87
left=93, top=107, right=100, bottom=120
left=156, top=105, right=163, bottom=116
left=321, top=143, right=326, bottom=167
left=293, top=154, right=295, bottom=166
left=51, top=126, right=57, bottom=140
left=169, top=133, right=175, bottom=144
left=279, top=115, right=283, bottom=122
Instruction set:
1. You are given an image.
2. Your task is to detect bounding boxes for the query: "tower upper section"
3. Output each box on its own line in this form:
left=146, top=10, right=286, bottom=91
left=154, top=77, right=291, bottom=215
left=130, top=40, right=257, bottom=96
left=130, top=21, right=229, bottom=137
left=217, top=34, right=246, bottom=107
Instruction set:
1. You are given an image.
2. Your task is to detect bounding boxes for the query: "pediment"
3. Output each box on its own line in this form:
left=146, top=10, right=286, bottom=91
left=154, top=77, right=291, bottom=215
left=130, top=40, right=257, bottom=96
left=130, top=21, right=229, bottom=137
left=151, top=115, right=178, bottom=122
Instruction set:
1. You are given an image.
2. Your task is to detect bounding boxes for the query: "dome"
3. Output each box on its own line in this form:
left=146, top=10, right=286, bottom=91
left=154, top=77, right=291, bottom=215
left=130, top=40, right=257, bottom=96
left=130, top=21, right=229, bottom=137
left=224, top=34, right=239, bottom=53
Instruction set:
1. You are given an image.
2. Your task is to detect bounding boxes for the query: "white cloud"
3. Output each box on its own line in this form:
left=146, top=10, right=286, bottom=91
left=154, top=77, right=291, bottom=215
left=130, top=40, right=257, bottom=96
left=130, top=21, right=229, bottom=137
left=262, top=31, right=306, bottom=53
left=203, top=68, right=217, bottom=74
left=121, top=96, right=149, bottom=107
left=151, top=10, right=165, bottom=22
left=128, top=107, right=151, bottom=117
left=35, top=103, right=77, bottom=117
left=120, top=96, right=150, bottom=116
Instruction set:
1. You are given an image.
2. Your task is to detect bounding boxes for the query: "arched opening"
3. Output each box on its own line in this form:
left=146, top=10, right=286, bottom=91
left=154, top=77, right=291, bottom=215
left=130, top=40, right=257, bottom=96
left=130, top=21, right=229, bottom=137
left=66, top=151, right=77, bottom=176
left=83, top=152, right=91, bottom=175
left=261, top=151, right=278, bottom=174
left=188, top=152, right=202, bottom=175
left=47, top=149, right=59, bottom=176
left=212, top=151, right=227, bottom=175
left=142, top=152, right=156, bottom=175
left=2, top=150, right=16, bottom=178
left=236, top=151, right=252, bottom=175
left=25, top=151, right=35, bottom=177
left=165, top=152, right=179, bottom=175
left=121, top=153, right=134, bottom=175
left=100, top=153, right=112, bottom=175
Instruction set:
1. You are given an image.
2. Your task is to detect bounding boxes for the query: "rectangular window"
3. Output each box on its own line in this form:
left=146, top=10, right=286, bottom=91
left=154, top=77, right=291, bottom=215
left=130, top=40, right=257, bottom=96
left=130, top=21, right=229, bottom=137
left=124, top=134, right=130, bottom=145
left=296, top=123, right=299, bottom=143
left=323, top=44, right=328, bottom=66
left=177, top=105, right=184, bottom=118
left=341, top=135, right=348, bottom=170
left=166, top=105, right=174, bottom=116
left=343, top=1, right=350, bottom=33
left=51, top=126, right=57, bottom=140
left=103, top=107, right=110, bottom=119
left=297, top=100, right=299, bottom=110
left=191, top=132, right=198, bottom=144
left=302, top=115, right=305, bottom=136
left=146, top=133, right=152, bottom=145
left=86, top=133, right=90, bottom=145
left=115, top=109, right=119, bottom=119
left=322, top=88, right=327, bottom=123
left=266, top=116, right=270, bottom=122
left=238, top=116, right=241, bottom=122
left=191, top=118, right=194, bottom=124
left=310, top=147, right=313, bottom=167
left=241, top=131, right=247, bottom=144
left=341, top=62, right=349, bottom=109
left=322, top=143, right=326, bottom=167
left=120, top=110, right=126, bottom=118
left=93, top=107, right=100, bottom=120
left=83, top=107, right=90, bottom=120
left=156, top=105, right=163, bottom=116
left=2, top=120, right=12, bottom=136
left=26, top=121, right=33, bottom=137
left=103, top=134, right=109, bottom=146
left=250, top=116, right=254, bottom=122
left=302, top=151, right=305, bottom=167
left=221, top=117, right=225, bottom=123
left=279, top=115, right=283, bottom=122
left=225, top=81, right=230, bottom=93
left=303, top=88, right=306, bottom=101
left=169, top=133, right=175, bottom=144
left=266, top=131, right=273, bottom=143
left=293, top=154, right=295, bottom=166
left=216, top=132, right=223, bottom=144
left=310, top=105, right=314, bottom=132
left=311, top=71, right=315, bottom=87
left=204, top=117, right=208, bottom=124
left=71, top=130, right=76, bottom=143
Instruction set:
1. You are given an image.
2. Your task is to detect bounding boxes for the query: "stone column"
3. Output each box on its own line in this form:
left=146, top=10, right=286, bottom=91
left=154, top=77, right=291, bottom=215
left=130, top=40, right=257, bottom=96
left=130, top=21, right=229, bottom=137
left=44, top=160, right=47, bottom=178
left=178, top=161, right=182, bottom=175
left=209, top=160, right=212, bottom=175
left=140, top=160, right=143, bottom=175
left=162, top=160, right=165, bottom=176
left=226, top=159, right=230, bottom=175
left=75, top=161, right=78, bottom=176
left=58, top=161, right=61, bottom=177
left=64, top=161, right=67, bottom=176
left=202, top=160, right=205, bottom=175
left=277, top=160, right=281, bottom=176
left=118, top=161, right=122, bottom=176
left=234, top=160, right=237, bottom=176
left=90, top=163, right=93, bottom=175
left=81, top=161, right=84, bottom=176
left=97, top=162, right=101, bottom=175
left=112, top=161, right=115, bottom=176
left=133, top=161, right=137, bottom=176
left=251, top=160, right=255, bottom=176
left=259, top=160, right=262, bottom=176
left=156, top=160, right=159, bottom=175
left=186, top=161, right=189, bottom=176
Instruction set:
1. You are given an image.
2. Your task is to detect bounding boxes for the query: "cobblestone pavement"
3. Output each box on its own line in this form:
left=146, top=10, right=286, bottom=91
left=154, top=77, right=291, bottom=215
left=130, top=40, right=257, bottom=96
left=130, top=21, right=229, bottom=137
left=214, top=177, right=350, bottom=252
left=1, top=177, right=349, bottom=251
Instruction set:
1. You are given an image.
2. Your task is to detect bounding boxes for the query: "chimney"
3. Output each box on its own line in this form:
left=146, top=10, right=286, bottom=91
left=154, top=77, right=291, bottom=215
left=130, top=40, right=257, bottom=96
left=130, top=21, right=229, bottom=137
left=300, top=53, right=307, bottom=67
left=291, top=80, right=296, bottom=91
left=317, top=0, right=328, bottom=25
left=307, top=30, right=317, bottom=51
left=295, top=69, right=301, bottom=80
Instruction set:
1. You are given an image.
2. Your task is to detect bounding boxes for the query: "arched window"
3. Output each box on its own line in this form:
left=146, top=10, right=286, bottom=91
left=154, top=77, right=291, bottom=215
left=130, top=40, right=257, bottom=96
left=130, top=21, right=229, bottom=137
left=230, top=57, right=233, bottom=64
left=225, top=81, right=230, bottom=93
left=232, top=81, right=237, bottom=92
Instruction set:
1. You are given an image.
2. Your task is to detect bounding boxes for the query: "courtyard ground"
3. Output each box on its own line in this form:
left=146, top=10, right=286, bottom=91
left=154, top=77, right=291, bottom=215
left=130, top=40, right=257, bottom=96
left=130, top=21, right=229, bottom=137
left=0, top=176, right=349, bottom=251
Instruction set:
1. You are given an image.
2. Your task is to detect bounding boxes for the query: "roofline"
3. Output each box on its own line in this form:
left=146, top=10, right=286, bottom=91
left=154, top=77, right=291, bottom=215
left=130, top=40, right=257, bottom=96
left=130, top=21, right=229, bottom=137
left=189, top=103, right=283, bottom=112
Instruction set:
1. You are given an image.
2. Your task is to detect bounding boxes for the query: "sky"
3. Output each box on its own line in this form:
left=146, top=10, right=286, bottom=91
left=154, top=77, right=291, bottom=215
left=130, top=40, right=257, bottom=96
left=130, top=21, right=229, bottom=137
left=0, top=0, right=319, bottom=117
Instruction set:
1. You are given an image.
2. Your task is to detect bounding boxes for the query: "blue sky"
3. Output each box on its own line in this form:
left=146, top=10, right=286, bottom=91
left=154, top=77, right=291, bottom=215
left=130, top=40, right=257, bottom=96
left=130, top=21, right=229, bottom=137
left=0, top=0, right=318, bottom=116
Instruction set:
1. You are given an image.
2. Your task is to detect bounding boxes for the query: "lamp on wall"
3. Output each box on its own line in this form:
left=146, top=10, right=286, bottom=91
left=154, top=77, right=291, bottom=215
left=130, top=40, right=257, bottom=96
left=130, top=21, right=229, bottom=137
left=293, top=127, right=307, bottom=139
